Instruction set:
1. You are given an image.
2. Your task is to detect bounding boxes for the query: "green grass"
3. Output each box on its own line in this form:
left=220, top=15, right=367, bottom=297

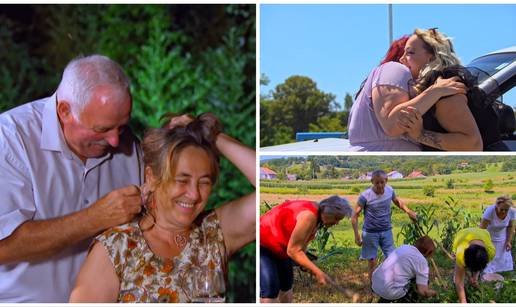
left=292, top=238, right=516, bottom=303
left=261, top=171, right=516, bottom=198
left=261, top=170, right=516, bottom=303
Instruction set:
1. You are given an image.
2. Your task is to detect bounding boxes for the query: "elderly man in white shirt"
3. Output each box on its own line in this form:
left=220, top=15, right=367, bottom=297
left=372, top=235, right=437, bottom=302
left=0, top=55, right=143, bottom=302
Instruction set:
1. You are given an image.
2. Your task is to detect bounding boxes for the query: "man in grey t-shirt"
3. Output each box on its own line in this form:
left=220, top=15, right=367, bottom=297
left=351, top=170, right=417, bottom=283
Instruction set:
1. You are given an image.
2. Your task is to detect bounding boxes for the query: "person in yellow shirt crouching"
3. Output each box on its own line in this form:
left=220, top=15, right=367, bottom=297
left=453, top=227, right=495, bottom=303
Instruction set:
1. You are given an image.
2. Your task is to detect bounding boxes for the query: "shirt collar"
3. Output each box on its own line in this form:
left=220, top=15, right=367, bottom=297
left=40, top=93, right=74, bottom=159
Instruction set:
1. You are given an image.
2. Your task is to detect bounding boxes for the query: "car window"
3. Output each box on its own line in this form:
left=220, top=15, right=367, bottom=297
left=502, top=85, right=516, bottom=109
left=467, top=53, right=516, bottom=84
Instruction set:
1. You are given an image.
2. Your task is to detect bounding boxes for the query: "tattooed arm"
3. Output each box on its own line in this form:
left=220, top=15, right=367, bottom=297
left=398, top=94, right=482, bottom=151
left=415, top=130, right=445, bottom=150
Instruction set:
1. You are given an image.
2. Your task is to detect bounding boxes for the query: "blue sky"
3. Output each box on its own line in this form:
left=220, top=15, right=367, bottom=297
left=260, top=4, right=516, bottom=108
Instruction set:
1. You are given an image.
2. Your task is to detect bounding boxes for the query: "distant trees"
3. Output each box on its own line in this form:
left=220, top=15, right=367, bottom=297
left=501, top=158, right=516, bottom=172
left=344, top=93, right=354, bottom=112
left=261, top=156, right=516, bottom=181
left=321, top=165, right=339, bottom=179
left=260, top=74, right=350, bottom=146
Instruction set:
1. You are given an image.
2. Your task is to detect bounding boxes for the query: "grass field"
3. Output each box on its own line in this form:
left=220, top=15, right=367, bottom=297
left=260, top=170, right=516, bottom=303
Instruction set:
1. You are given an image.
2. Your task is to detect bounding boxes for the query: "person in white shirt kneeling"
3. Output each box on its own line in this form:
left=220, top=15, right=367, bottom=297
left=371, top=235, right=438, bottom=302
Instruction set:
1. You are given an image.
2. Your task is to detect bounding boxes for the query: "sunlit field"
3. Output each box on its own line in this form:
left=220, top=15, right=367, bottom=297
left=260, top=170, right=516, bottom=303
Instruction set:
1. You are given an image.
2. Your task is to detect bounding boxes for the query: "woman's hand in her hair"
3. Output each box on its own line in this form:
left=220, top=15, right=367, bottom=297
left=166, top=114, right=194, bottom=129
left=431, top=76, right=467, bottom=97
left=397, top=106, right=423, bottom=140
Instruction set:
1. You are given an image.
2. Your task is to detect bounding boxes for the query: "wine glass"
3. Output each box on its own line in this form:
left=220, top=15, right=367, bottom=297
left=191, top=266, right=226, bottom=303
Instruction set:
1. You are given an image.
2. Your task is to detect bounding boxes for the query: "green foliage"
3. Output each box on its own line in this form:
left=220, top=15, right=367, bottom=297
left=351, top=187, right=360, bottom=193
left=260, top=75, right=339, bottom=146
left=420, top=273, right=516, bottom=303
left=297, top=185, right=308, bottom=194
left=260, top=103, right=293, bottom=145
left=262, top=156, right=516, bottom=181
left=308, top=226, right=349, bottom=264
left=439, top=197, right=477, bottom=252
left=446, top=178, right=455, bottom=189
left=265, top=165, right=516, bottom=303
left=312, top=226, right=333, bottom=253
left=320, top=165, right=339, bottom=179
left=397, top=205, right=437, bottom=245
left=394, top=197, right=480, bottom=258
left=260, top=73, right=270, bottom=87
left=263, top=201, right=273, bottom=211
left=483, top=179, right=494, bottom=193
left=227, top=243, right=255, bottom=302
left=432, top=163, right=452, bottom=175
left=343, top=93, right=353, bottom=112
left=308, top=112, right=347, bottom=133
left=501, top=158, right=516, bottom=172
left=36, top=5, right=103, bottom=66
left=287, top=163, right=312, bottom=180
left=423, top=186, right=435, bottom=197
left=0, top=16, right=56, bottom=112
left=277, top=168, right=287, bottom=181
left=130, top=11, right=197, bottom=129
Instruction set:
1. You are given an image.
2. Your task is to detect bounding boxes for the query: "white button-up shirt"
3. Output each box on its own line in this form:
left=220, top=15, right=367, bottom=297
left=0, top=94, right=143, bottom=302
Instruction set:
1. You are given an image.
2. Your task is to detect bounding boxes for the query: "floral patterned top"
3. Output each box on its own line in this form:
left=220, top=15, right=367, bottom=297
left=95, top=210, right=227, bottom=303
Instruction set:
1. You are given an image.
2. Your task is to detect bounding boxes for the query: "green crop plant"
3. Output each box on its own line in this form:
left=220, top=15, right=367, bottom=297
left=397, top=205, right=437, bottom=245
left=446, top=178, right=455, bottom=189
left=438, top=197, right=477, bottom=252
left=423, top=186, right=436, bottom=197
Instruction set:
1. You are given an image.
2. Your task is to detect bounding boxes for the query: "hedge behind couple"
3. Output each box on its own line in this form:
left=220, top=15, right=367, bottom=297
left=348, top=28, right=509, bottom=152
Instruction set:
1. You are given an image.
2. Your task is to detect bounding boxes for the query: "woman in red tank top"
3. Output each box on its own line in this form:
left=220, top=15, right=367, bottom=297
left=260, top=195, right=352, bottom=303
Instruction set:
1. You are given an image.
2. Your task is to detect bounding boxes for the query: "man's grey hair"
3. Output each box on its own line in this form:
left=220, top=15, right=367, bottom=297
left=56, top=54, right=130, bottom=118
left=371, top=170, right=387, bottom=179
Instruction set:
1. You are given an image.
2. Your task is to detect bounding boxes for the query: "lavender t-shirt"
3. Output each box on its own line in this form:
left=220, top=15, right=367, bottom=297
left=358, top=185, right=396, bottom=232
left=348, top=61, right=420, bottom=151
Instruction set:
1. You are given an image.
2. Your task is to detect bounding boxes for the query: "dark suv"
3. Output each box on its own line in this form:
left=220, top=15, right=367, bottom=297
left=466, top=46, right=516, bottom=148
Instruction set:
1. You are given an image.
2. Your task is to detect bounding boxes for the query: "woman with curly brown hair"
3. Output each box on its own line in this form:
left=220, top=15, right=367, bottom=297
left=69, top=113, right=255, bottom=303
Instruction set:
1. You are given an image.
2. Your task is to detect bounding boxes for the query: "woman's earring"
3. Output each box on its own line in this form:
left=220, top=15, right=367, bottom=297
left=140, top=184, right=150, bottom=205
left=149, top=195, right=157, bottom=209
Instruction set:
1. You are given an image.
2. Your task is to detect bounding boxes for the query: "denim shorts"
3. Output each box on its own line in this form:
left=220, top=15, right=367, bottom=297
left=360, top=229, right=395, bottom=260
left=260, top=247, right=294, bottom=298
